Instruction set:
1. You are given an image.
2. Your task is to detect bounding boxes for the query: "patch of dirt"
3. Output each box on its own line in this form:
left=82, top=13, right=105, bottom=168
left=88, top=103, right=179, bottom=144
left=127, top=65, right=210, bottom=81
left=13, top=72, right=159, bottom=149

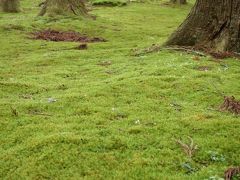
left=97, top=61, right=112, bottom=67
left=220, top=96, right=240, bottom=115
left=208, top=51, right=234, bottom=59
left=32, top=29, right=106, bottom=43
left=225, top=167, right=240, bottom=180
left=195, top=66, right=212, bottom=71
left=76, top=44, right=88, bottom=50
left=192, top=56, right=201, bottom=61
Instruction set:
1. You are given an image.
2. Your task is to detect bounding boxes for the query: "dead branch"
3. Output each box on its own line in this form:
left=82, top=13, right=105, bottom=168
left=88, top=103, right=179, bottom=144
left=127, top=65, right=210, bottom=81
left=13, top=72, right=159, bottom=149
left=175, top=136, right=198, bottom=158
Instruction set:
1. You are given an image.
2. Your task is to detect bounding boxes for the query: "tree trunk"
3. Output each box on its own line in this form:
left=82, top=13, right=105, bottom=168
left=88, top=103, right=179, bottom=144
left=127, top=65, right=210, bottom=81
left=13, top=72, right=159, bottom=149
left=38, top=0, right=88, bottom=16
left=170, top=0, right=187, bottom=4
left=0, top=0, right=20, bottom=13
left=165, top=0, right=240, bottom=53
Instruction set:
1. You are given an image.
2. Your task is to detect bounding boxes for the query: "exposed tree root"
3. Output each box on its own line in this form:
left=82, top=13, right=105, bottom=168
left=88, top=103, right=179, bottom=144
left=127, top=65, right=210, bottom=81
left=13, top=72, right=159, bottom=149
left=131, top=44, right=240, bottom=59
left=131, top=44, right=206, bottom=57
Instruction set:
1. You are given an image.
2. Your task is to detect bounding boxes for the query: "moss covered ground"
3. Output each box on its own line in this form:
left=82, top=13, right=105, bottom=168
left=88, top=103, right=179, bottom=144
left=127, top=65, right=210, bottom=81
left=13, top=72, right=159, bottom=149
left=0, top=0, right=239, bottom=179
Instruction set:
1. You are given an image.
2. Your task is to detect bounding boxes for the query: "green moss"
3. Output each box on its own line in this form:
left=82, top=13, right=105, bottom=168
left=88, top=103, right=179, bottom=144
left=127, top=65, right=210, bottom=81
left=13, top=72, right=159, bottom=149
left=0, top=0, right=239, bottom=179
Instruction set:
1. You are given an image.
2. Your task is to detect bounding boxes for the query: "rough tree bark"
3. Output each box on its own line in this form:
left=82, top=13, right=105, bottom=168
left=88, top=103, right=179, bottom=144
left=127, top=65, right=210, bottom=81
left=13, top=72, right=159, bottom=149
left=170, top=0, right=187, bottom=5
left=0, top=0, right=20, bottom=12
left=38, top=0, right=88, bottom=16
left=165, top=0, right=240, bottom=53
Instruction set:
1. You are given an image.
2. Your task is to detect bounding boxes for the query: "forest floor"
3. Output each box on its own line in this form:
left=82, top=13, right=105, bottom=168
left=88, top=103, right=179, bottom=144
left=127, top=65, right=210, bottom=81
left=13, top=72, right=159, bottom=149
left=0, top=0, right=240, bottom=179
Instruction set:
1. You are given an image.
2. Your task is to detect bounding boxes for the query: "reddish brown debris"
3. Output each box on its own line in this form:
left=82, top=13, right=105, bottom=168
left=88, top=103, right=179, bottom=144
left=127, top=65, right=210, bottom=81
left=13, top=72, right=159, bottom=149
left=32, top=29, right=106, bottom=43
left=225, top=167, right=240, bottom=180
left=209, top=51, right=234, bottom=59
left=220, top=96, right=240, bottom=115
left=194, top=45, right=239, bottom=59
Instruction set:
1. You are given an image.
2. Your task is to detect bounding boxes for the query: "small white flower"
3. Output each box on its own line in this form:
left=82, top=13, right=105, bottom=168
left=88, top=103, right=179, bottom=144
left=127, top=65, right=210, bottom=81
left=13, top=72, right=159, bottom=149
left=48, top=98, right=57, bottom=103
left=135, top=120, right=140, bottom=124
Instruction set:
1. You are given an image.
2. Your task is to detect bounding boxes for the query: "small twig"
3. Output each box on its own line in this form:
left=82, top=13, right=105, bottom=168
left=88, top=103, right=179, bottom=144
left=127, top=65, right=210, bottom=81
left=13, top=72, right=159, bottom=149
left=69, top=4, right=77, bottom=15
left=175, top=136, right=198, bottom=158
left=10, top=106, right=19, bottom=117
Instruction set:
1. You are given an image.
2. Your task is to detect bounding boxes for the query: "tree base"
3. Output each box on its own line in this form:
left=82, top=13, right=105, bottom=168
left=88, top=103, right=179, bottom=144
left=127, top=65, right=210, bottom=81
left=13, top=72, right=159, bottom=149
left=165, top=0, right=240, bottom=53
left=0, top=0, right=20, bottom=13
left=38, top=0, right=89, bottom=17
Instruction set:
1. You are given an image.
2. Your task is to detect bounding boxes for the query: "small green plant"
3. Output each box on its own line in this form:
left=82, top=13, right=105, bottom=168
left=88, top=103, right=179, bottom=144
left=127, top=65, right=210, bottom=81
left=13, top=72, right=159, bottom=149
left=181, top=162, right=197, bottom=174
left=207, top=175, right=224, bottom=180
left=208, top=151, right=225, bottom=162
left=232, top=174, right=240, bottom=180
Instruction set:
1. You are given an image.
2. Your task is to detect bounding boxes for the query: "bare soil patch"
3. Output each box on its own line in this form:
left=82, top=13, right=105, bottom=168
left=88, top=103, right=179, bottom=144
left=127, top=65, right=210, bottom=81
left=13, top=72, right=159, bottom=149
left=32, top=29, right=106, bottom=43
left=97, top=61, right=112, bottom=67
left=195, top=66, right=212, bottom=71
left=76, top=44, right=88, bottom=50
